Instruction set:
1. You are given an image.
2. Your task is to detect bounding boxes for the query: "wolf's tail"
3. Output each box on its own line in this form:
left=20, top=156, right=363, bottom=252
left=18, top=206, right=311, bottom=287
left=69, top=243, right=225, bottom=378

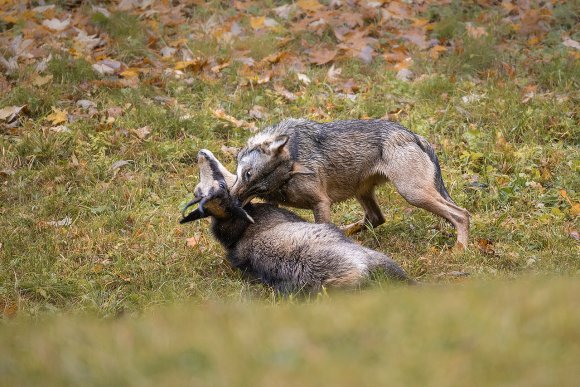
left=412, top=134, right=455, bottom=204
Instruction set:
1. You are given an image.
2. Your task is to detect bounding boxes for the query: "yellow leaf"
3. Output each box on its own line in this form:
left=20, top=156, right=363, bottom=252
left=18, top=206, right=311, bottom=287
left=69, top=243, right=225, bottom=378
left=46, top=108, right=67, bottom=125
left=296, top=0, right=322, bottom=12
left=571, top=203, right=580, bottom=217
left=120, top=69, right=139, bottom=78
left=250, top=16, right=265, bottom=30
left=174, top=58, right=206, bottom=72
left=527, top=35, right=540, bottom=46
left=429, top=45, right=447, bottom=60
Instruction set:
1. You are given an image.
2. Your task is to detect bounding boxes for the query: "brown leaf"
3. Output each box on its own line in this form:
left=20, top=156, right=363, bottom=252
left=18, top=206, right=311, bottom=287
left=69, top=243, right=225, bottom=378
left=429, top=45, right=447, bottom=60
left=133, top=126, right=151, bottom=139
left=477, top=238, right=495, bottom=255
left=249, top=105, right=268, bottom=120
left=273, top=84, right=297, bottom=101
left=466, top=23, right=488, bottom=39
left=308, top=47, right=337, bottom=65
left=32, top=74, right=53, bottom=87
left=186, top=234, right=201, bottom=248
left=175, top=58, right=206, bottom=72
left=212, top=108, right=257, bottom=130
left=0, top=105, right=24, bottom=122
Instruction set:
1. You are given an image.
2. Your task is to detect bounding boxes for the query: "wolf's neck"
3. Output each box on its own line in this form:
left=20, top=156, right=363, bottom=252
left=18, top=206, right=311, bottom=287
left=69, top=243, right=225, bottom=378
left=210, top=216, right=249, bottom=249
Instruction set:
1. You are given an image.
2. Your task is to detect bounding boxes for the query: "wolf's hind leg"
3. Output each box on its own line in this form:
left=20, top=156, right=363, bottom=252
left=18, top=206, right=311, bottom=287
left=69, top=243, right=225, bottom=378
left=385, top=147, right=470, bottom=248
left=393, top=181, right=470, bottom=249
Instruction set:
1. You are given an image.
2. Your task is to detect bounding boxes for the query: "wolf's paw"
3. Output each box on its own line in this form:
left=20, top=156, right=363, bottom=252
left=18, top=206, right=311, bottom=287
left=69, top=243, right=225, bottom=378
left=341, top=221, right=364, bottom=236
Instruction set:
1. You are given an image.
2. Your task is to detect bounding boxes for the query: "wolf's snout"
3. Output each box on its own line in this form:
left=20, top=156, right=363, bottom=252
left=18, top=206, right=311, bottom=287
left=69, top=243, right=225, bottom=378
left=197, top=149, right=211, bottom=162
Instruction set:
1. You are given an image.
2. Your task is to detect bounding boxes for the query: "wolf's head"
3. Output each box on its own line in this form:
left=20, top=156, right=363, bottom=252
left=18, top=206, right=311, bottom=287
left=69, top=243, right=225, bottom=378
left=180, top=149, right=254, bottom=224
left=231, top=134, right=313, bottom=204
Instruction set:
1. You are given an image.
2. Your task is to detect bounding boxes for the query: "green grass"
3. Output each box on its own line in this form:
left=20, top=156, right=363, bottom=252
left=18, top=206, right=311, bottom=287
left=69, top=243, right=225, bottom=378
left=0, top=0, right=579, bottom=383
left=1, top=278, right=579, bottom=386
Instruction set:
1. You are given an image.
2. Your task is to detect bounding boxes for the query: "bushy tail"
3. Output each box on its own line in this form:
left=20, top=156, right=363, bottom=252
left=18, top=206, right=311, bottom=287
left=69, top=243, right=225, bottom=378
left=363, top=248, right=416, bottom=284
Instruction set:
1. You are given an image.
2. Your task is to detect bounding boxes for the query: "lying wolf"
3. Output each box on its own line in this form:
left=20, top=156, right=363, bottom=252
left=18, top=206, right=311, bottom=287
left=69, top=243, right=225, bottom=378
left=180, top=149, right=413, bottom=294
left=230, top=119, right=470, bottom=248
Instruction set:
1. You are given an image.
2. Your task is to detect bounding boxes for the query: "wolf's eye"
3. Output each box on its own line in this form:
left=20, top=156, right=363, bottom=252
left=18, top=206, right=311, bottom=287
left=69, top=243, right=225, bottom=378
left=244, top=170, right=252, bottom=180
left=218, top=181, right=227, bottom=190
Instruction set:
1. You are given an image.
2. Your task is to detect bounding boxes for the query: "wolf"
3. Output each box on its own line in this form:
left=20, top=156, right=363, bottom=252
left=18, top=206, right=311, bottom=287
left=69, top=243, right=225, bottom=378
left=180, top=149, right=413, bottom=294
left=230, top=119, right=470, bottom=248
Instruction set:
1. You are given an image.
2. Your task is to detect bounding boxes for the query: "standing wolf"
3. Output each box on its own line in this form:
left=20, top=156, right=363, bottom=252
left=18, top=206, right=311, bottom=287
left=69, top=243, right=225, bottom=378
left=231, top=119, right=470, bottom=248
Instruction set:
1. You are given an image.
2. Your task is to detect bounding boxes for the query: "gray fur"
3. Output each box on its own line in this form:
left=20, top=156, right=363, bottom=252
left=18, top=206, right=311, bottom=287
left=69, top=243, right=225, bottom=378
left=231, top=119, right=470, bottom=248
left=181, top=149, right=413, bottom=294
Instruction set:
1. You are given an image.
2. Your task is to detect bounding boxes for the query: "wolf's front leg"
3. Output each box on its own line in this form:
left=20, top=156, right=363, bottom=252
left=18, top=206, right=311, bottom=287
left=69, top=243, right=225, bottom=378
left=313, top=200, right=332, bottom=223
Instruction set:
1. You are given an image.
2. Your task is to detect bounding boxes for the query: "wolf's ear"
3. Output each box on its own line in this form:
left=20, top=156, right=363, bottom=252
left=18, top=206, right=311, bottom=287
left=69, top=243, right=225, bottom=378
left=291, top=162, right=314, bottom=175
left=265, top=135, right=289, bottom=155
left=231, top=206, right=255, bottom=223
left=180, top=208, right=207, bottom=224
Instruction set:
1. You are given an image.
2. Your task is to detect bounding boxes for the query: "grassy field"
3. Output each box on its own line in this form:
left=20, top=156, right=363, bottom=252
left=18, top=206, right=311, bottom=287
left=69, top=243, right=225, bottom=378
left=2, top=278, right=579, bottom=386
left=0, top=0, right=578, bottom=384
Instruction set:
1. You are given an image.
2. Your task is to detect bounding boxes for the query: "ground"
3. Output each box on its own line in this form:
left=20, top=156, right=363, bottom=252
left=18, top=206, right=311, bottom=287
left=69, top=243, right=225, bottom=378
left=0, top=0, right=578, bottom=384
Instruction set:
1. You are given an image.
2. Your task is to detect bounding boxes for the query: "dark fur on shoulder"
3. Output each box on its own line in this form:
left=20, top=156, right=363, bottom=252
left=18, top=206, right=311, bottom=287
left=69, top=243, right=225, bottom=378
left=180, top=149, right=413, bottom=294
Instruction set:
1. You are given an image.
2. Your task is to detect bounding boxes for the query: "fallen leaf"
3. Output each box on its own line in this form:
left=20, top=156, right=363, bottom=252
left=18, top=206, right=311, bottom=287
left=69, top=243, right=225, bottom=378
left=211, top=61, right=230, bottom=73
left=0, top=105, right=24, bottom=122
left=212, top=108, right=257, bottom=130
left=133, top=125, right=151, bottom=139
left=106, top=106, right=124, bottom=118
left=120, top=68, right=139, bottom=78
left=477, top=238, right=495, bottom=255
left=466, top=23, right=487, bottom=39
left=396, top=68, right=413, bottom=81
left=297, top=73, right=311, bottom=85
left=358, top=45, right=374, bottom=64
left=32, top=74, right=53, bottom=87
left=563, top=38, right=580, bottom=51
left=273, top=84, right=297, bottom=101
left=46, top=108, right=68, bottom=125
left=570, top=230, right=579, bottom=241
left=42, top=18, right=70, bottom=31
left=76, top=99, right=96, bottom=109
left=250, top=16, right=265, bottom=30
left=572, top=203, right=580, bottom=217
left=308, top=47, right=338, bottom=65
left=429, top=45, right=447, bottom=60
left=92, top=63, right=115, bottom=76
left=186, top=234, right=201, bottom=248
left=175, top=58, right=206, bottom=72
left=249, top=105, right=268, bottom=119
left=160, top=46, right=177, bottom=57
left=296, top=0, right=322, bottom=12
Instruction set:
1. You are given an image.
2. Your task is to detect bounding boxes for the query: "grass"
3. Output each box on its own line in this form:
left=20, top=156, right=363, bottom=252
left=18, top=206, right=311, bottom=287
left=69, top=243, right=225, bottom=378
left=0, top=0, right=578, bottom=383
left=1, top=277, right=579, bottom=386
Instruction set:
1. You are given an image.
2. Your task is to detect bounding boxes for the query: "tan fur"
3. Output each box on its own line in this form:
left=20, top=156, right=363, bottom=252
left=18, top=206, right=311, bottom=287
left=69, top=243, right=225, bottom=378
left=232, top=119, right=470, bottom=248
